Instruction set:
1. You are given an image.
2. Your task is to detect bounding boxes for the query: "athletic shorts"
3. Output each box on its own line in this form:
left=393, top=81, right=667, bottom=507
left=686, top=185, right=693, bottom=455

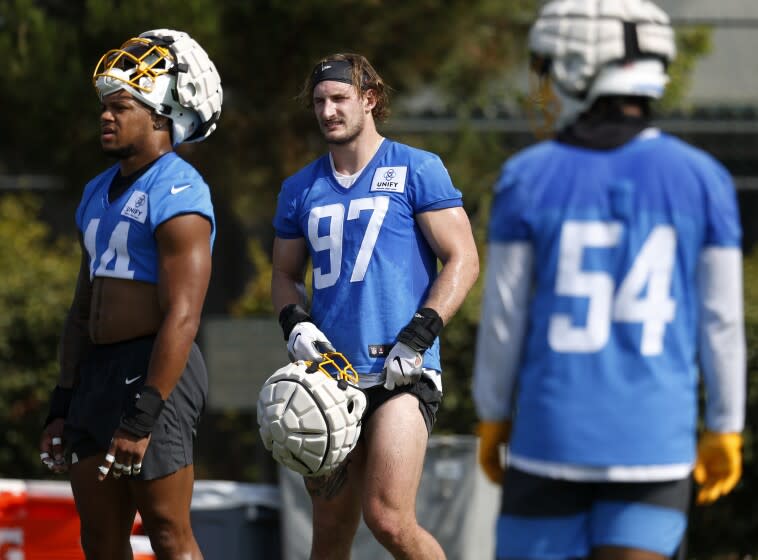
left=496, top=467, right=691, bottom=559
left=64, top=336, right=208, bottom=480
left=361, top=375, right=442, bottom=435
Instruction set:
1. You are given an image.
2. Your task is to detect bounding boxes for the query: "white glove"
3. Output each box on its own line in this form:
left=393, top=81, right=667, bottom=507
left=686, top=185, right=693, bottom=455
left=287, top=322, right=335, bottom=362
left=383, top=342, right=423, bottom=390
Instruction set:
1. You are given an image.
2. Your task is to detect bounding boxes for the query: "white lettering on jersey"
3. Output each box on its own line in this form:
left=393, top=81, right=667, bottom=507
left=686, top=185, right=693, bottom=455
left=84, top=218, right=134, bottom=280
left=370, top=167, right=407, bottom=193
left=309, top=196, right=390, bottom=289
left=121, top=191, right=149, bottom=224
left=548, top=221, right=676, bottom=355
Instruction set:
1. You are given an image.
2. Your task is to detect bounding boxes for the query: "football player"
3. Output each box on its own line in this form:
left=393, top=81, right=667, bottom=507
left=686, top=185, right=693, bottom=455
left=271, top=53, right=479, bottom=559
left=473, top=1, right=746, bottom=559
left=39, top=29, right=222, bottom=559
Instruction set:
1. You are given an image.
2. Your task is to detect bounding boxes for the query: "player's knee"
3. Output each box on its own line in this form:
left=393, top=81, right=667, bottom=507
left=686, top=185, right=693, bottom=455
left=146, top=519, right=194, bottom=558
left=363, top=505, right=413, bottom=549
left=79, top=527, right=131, bottom=559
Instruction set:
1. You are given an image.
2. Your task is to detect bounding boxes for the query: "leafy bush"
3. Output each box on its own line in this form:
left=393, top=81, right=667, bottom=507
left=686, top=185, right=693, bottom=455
left=0, top=194, right=79, bottom=478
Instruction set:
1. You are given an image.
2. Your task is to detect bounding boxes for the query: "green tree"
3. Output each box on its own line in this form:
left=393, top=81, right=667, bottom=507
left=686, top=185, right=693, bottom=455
left=3, top=3, right=755, bottom=552
left=0, top=194, right=79, bottom=477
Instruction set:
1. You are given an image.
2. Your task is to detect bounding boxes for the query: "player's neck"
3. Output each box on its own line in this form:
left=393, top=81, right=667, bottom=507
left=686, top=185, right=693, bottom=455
left=119, top=137, right=173, bottom=176
left=329, top=129, right=384, bottom=176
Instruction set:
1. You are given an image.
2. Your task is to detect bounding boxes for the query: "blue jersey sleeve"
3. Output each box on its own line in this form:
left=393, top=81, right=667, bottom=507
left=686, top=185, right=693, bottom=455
left=488, top=160, right=532, bottom=243
left=75, top=166, right=118, bottom=233
left=273, top=178, right=304, bottom=239
left=408, top=155, right=463, bottom=212
left=150, top=181, right=215, bottom=237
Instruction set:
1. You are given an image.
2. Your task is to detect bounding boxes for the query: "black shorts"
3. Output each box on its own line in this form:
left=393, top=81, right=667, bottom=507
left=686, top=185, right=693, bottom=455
left=64, top=336, right=208, bottom=480
left=497, top=466, right=691, bottom=557
left=361, top=375, right=442, bottom=435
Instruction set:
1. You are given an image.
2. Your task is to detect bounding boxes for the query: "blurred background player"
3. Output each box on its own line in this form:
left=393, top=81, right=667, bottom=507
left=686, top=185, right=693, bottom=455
left=271, top=53, right=479, bottom=559
left=39, top=29, right=222, bottom=559
left=472, top=1, right=746, bottom=559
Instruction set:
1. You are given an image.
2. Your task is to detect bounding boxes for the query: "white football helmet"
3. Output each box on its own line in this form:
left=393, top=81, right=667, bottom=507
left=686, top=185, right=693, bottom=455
left=257, top=354, right=367, bottom=477
left=93, top=29, right=222, bottom=145
left=528, top=0, right=676, bottom=127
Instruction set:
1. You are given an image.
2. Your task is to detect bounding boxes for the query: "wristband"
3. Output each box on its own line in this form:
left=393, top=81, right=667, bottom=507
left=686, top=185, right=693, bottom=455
left=396, top=308, right=443, bottom=353
left=119, top=386, right=165, bottom=438
left=44, top=386, right=73, bottom=428
left=279, top=303, right=313, bottom=340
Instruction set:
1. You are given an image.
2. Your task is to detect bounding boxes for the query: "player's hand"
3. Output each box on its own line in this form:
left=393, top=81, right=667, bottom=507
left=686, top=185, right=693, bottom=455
left=287, top=322, right=335, bottom=362
left=97, top=429, right=151, bottom=481
left=39, top=419, right=68, bottom=474
left=693, top=431, right=742, bottom=504
left=477, top=420, right=512, bottom=485
left=383, top=342, right=423, bottom=390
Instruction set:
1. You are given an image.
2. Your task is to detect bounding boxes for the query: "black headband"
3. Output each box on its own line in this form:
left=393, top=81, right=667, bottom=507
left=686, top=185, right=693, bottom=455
left=312, top=59, right=354, bottom=86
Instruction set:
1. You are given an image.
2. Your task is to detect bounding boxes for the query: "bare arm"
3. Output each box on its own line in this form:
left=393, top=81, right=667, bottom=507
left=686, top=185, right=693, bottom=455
left=41, top=238, right=93, bottom=471
left=416, top=206, right=480, bottom=324
left=58, top=239, right=94, bottom=388
left=271, top=236, right=309, bottom=315
left=148, top=213, right=212, bottom=398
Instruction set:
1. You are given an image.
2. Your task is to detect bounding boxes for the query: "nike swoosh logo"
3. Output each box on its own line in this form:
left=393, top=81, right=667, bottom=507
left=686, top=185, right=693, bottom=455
left=125, top=375, right=142, bottom=385
left=170, top=184, right=191, bottom=195
left=393, top=357, right=406, bottom=378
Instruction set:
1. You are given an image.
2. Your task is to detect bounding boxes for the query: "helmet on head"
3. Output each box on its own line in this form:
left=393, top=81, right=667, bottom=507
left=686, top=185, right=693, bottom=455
left=93, top=29, right=222, bottom=145
left=257, top=354, right=367, bottom=477
left=528, top=0, right=676, bottom=128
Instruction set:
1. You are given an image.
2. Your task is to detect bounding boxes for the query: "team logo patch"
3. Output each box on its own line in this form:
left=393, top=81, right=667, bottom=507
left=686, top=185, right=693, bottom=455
left=370, top=166, right=407, bottom=193
left=121, top=191, right=148, bottom=224
left=368, top=344, right=393, bottom=358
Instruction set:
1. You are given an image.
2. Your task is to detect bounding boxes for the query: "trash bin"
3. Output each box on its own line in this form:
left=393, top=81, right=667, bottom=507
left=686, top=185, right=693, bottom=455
left=190, top=481, right=281, bottom=559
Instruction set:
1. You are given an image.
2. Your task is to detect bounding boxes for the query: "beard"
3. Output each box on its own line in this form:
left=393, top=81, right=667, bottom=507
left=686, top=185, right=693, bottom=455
left=102, top=144, right=137, bottom=159
left=321, top=114, right=364, bottom=146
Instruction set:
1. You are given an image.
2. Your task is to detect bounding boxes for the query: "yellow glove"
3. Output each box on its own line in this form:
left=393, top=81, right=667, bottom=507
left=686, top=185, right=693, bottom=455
left=477, top=420, right=512, bottom=485
left=693, top=431, right=743, bottom=504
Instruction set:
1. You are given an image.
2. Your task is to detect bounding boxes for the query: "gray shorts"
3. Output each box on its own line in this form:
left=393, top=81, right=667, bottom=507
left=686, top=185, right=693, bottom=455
left=64, top=336, right=208, bottom=480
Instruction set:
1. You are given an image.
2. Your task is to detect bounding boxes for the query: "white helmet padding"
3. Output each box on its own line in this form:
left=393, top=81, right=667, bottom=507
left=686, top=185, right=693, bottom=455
left=257, top=359, right=367, bottom=477
left=528, top=0, right=676, bottom=127
left=93, top=28, right=222, bottom=145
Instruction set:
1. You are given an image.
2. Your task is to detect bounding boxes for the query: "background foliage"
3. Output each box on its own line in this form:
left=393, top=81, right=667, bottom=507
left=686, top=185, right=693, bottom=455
left=0, top=195, right=78, bottom=475
left=0, top=1, right=754, bottom=555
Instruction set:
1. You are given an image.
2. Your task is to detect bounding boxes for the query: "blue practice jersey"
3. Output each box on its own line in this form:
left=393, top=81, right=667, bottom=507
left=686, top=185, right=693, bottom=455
left=76, top=152, right=215, bottom=283
left=490, top=130, right=741, bottom=468
left=274, top=139, right=463, bottom=382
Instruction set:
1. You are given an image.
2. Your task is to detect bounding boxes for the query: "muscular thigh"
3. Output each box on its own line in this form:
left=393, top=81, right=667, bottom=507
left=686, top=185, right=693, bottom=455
left=362, top=392, right=429, bottom=511
left=69, top=455, right=136, bottom=542
left=307, top=386, right=432, bottom=528
left=306, top=442, right=365, bottom=539
left=132, top=464, right=196, bottom=530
